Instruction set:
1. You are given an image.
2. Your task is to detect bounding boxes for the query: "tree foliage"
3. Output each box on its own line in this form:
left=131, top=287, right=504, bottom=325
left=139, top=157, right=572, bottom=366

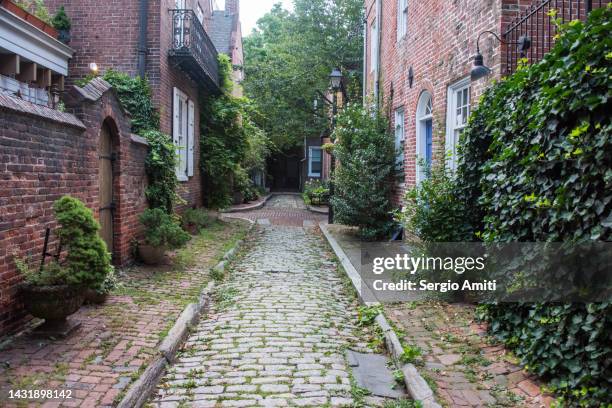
left=331, top=103, right=396, bottom=240
left=243, top=0, right=364, bottom=150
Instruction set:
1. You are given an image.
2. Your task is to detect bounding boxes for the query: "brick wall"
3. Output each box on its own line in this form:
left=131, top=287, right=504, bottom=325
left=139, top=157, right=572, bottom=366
left=364, top=0, right=521, bottom=205
left=45, top=0, right=215, bottom=209
left=0, top=85, right=147, bottom=336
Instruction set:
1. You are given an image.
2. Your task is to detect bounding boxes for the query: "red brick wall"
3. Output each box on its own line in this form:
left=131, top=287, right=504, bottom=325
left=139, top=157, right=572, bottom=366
left=0, top=90, right=147, bottom=336
left=364, top=0, right=521, bottom=205
left=45, top=0, right=216, bottom=210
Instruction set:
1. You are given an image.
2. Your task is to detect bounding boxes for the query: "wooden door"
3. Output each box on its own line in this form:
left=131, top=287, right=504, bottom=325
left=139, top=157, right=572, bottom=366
left=98, top=123, right=114, bottom=253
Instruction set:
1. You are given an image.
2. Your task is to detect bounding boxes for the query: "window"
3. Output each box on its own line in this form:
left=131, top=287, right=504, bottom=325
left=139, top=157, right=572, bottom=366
left=173, top=87, right=195, bottom=181
left=308, top=146, right=322, bottom=177
left=416, top=92, right=433, bottom=183
left=370, top=19, right=378, bottom=73
left=175, top=0, right=185, bottom=8
left=397, top=0, right=408, bottom=40
left=446, top=78, right=470, bottom=171
left=394, top=107, right=405, bottom=178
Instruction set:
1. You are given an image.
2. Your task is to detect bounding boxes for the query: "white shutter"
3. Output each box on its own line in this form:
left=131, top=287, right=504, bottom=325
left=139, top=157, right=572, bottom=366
left=187, top=99, right=195, bottom=177
left=172, top=87, right=181, bottom=179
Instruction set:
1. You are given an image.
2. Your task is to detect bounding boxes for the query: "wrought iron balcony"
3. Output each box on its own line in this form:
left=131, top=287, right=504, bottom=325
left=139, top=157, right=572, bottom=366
left=169, top=9, right=220, bottom=92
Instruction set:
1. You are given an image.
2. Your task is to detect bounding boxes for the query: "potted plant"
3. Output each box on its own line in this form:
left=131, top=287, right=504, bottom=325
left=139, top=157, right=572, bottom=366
left=181, top=208, right=210, bottom=235
left=84, top=266, right=117, bottom=304
left=139, top=208, right=190, bottom=265
left=51, top=5, right=71, bottom=44
left=16, top=196, right=112, bottom=336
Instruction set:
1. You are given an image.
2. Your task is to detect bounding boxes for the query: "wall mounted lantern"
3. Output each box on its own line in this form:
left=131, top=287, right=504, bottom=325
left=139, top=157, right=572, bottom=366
left=408, top=66, right=414, bottom=88
left=471, top=31, right=531, bottom=81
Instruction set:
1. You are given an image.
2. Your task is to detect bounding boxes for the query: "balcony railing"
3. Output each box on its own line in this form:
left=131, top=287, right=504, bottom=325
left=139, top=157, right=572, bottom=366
left=169, top=9, right=219, bottom=92
left=503, top=0, right=610, bottom=75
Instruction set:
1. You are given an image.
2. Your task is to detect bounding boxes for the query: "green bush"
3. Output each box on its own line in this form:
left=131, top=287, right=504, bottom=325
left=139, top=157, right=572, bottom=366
left=51, top=5, right=71, bottom=30
left=397, top=161, right=471, bottom=242
left=142, top=130, right=181, bottom=213
left=139, top=208, right=190, bottom=249
left=181, top=208, right=210, bottom=233
left=303, top=179, right=330, bottom=206
left=14, top=258, right=72, bottom=287
left=331, top=103, right=396, bottom=240
left=455, top=8, right=612, bottom=405
left=53, top=196, right=113, bottom=290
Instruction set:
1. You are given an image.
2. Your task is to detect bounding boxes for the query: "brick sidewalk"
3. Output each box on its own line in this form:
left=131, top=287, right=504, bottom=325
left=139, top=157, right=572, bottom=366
left=224, top=194, right=326, bottom=227
left=0, top=220, right=247, bottom=408
left=386, top=302, right=553, bottom=408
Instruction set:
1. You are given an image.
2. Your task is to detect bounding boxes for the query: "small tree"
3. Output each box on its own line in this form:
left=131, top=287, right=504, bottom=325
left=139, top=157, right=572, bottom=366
left=53, top=196, right=112, bottom=290
left=331, top=103, right=396, bottom=240
left=51, top=5, right=71, bottom=31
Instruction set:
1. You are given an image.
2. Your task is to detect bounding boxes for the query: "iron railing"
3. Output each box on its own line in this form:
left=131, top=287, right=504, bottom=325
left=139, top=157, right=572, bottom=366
left=503, top=0, right=609, bottom=75
left=169, top=9, right=219, bottom=90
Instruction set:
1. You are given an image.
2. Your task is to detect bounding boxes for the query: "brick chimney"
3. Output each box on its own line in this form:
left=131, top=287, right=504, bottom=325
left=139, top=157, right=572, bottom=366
left=225, top=0, right=239, bottom=15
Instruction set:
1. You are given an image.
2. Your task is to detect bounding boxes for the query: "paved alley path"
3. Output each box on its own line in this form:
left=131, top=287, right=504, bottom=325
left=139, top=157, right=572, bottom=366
left=225, top=194, right=326, bottom=227
left=152, top=198, right=370, bottom=407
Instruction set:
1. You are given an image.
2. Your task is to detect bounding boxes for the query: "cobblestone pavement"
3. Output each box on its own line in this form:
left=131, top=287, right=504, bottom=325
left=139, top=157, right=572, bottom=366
left=225, top=194, right=325, bottom=227
left=152, top=224, right=382, bottom=408
left=0, top=221, right=247, bottom=408
left=387, top=303, right=553, bottom=407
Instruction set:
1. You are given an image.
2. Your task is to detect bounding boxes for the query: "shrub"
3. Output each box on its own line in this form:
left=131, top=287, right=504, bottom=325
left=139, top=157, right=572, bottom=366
left=397, top=161, right=471, bottom=242
left=331, top=103, right=396, bottom=240
left=181, top=208, right=210, bottom=232
left=142, top=130, right=181, bottom=213
left=14, top=258, right=72, bottom=287
left=139, top=208, right=190, bottom=249
left=455, top=8, right=612, bottom=405
left=303, top=179, right=330, bottom=206
left=51, top=5, right=71, bottom=30
left=53, top=196, right=113, bottom=290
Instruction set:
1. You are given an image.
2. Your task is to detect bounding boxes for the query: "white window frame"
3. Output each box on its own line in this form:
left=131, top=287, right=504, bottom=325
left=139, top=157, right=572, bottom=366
left=397, top=0, right=408, bottom=40
left=173, top=87, right=194, bottom=182
left=308, top=146, right=322, bottom=178
left=394, top=107, right=405, bottom=179
left=445, top=78, right=470, bottom=171
left=370, top=19, right=378, bottom=73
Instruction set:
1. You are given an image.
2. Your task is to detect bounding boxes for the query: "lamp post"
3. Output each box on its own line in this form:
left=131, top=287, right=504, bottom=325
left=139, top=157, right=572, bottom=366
left=328, top=68, right=342, bottom=224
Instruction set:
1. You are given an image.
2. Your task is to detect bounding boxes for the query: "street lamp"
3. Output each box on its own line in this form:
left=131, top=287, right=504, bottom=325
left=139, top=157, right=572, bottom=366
left=471, top=31, right=531, bottom=81
left=328, top=68, right=342, bottom=225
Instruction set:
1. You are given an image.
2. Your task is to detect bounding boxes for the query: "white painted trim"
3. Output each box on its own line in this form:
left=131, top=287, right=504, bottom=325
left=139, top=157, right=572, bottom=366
left=308, top=146, right=322, bottom=177
left=187, top=99, right=195, bottom=177
left=0, top=8, right=72, bottom=76
left=445, top=77, right=471, bottom=171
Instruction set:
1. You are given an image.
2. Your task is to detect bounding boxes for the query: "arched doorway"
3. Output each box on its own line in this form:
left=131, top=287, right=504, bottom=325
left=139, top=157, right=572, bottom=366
left=416, top=91, right=433, bottom=183
left=98, top=121, right=115, bottom=253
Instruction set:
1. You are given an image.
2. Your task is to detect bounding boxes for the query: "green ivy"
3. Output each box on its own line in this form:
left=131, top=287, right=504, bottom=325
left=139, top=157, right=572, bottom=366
left=141, top=130, right=181, bottom=213
left=331, top=103, right=396, bottom=240
left=201, top=55, right=272, bottom=209
left=455, top=8, right=612, bottom=406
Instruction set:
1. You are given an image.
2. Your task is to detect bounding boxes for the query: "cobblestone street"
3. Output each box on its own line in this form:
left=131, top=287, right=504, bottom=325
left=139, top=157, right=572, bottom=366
left=152, top=196, right=371, bottom=407
left=225, top=195, right=326, bottom=227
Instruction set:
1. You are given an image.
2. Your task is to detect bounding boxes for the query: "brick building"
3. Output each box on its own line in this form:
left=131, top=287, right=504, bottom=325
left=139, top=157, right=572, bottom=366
left=364, top=0, right=526, bottom=203
left=44, top=0, right=228, bottom=210
left=210, top=0, right=244, bottom=96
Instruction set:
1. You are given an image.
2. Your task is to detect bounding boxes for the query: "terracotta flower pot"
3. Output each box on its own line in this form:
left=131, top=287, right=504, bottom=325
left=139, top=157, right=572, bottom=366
left=19, top=284, right=84, bottom=322
left=139, top=244, right=166, bottom=265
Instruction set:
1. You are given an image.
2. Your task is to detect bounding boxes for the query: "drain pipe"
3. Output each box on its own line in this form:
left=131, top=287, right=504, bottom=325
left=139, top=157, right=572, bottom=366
left=137, top=0, right=149, bottom=78
left=362, top=6, right=367, bottom=103
left=374, top=0, right=381, bottom=108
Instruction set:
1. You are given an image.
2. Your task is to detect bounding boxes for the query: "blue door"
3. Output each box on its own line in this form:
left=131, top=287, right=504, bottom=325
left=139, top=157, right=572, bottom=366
left=425, top=118, right=433, bottom=172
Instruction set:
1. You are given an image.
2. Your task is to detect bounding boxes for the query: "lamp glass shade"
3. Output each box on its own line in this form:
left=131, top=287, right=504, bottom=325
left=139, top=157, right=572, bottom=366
left=329, top=68, right=342, bottom=90
left=470, top=53, right=491, bottom=81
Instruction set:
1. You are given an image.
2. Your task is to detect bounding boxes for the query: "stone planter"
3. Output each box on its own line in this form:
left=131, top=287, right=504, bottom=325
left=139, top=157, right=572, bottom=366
left=19, top=284, right=84, bottom=337
left=84, top=288, right=108, bottom=305
left=139, top=244, right=166, bottom=265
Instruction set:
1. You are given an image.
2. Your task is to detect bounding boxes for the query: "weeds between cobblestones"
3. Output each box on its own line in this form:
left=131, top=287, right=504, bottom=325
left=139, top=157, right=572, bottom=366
left=151, top=225, right=417, bottom=407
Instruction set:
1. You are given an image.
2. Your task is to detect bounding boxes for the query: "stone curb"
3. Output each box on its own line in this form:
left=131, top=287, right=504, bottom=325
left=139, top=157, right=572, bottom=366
left=117, top=220, right=254, bottom=408
left=221, top=194, right=274, bottom=213
left=306, top=204, right=329, bottom=214
left=319, top=222, right=441, bottom=407
left=319, top=223, right=379, bottom=306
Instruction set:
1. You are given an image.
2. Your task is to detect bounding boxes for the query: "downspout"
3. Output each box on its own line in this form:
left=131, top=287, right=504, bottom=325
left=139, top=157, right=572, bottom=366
left=362, top=6, right=367, bottom=103
left=137, top=0, right=149, bottom=78
left=375, top=0, right=381, bottom=108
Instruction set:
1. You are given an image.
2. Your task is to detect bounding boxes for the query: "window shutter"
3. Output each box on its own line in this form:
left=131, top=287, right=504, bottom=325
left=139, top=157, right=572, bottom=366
left=187, top=99, right=195, bottom=177
left=173, top=87, right=181, bottom=179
